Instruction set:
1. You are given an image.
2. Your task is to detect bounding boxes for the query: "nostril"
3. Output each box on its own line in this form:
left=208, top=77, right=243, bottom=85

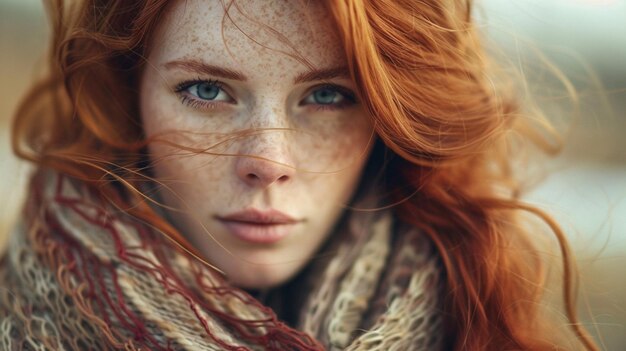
left=277, top=175, right=289, bottom=182
left=246, top=173, right=260, bottom=181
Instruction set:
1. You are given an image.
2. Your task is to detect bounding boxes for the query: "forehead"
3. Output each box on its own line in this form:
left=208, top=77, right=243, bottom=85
left=150, top=0, right=345, bottom=72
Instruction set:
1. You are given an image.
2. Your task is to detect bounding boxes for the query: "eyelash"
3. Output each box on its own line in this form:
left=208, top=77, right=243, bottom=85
left=174, top=79, right=357, bottom=112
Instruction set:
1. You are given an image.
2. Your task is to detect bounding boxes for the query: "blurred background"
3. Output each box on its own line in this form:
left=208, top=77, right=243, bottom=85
left=1, top=0, right=624, bottom=349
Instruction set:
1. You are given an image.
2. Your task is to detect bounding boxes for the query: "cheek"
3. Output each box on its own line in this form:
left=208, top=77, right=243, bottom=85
left=148, top=142, right=226, bottom=182
left=146, top=142, right=226, bottom=211
left=303, top=114, right=374, bottom=204
left=305, top=113, right=374, bottom=172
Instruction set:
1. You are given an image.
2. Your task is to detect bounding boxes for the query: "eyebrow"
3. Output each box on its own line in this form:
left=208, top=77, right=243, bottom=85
left=293, top=66, right=350, bottom=84
left=164, top=60, right=248, bottom=81
left=164, top=59, right=350, bottom=84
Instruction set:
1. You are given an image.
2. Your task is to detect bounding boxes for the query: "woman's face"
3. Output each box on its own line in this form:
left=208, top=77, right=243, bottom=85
left=140, top=0, right=373, bottom=288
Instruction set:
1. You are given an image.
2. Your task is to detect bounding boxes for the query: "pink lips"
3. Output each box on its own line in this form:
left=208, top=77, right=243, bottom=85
left=216, top=209, right=300, bottom=244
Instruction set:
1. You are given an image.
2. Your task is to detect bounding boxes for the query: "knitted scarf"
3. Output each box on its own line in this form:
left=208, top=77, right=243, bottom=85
left=0, top=170, right=444, bottom=350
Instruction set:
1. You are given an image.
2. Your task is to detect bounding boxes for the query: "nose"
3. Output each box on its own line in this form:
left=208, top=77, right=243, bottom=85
left=235, top=132, right=296, bottom=188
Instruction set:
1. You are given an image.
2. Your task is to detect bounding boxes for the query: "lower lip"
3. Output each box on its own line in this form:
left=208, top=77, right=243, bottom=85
left=219, top=221, right=295, bottom=244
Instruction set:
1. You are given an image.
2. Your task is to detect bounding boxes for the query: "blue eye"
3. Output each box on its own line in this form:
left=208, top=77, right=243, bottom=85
left=175, top=80, right=232, bottom=103
left=313, top=88, right=342, bottom=105
left=303, top=85, right=356, bottom=109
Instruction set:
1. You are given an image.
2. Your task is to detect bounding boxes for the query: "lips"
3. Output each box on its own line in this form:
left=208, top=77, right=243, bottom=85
left=216, top=209, right=300, bottom=244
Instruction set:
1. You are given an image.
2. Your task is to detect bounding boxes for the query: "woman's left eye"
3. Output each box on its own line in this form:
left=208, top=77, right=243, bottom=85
left=302, top=85, right=356, bottom=109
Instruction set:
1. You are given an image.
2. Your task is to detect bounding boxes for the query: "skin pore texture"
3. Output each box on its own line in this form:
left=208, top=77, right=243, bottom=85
left=140, top=0, right=374, bottom=289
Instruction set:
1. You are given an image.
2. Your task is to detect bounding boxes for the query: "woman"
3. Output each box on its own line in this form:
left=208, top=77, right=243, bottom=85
left=0, top=0, right=599, bottom=350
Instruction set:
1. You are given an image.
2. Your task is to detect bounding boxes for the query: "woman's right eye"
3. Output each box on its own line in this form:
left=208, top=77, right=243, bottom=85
left=175, top=80, right=233, bottom=108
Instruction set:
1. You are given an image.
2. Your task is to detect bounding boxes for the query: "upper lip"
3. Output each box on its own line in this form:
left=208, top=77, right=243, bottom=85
left=216, top=208, right=299, bottom=225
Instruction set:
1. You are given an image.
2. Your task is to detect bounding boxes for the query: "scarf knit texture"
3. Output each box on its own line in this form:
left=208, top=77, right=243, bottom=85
left=0, top=170, right=444, bottom=350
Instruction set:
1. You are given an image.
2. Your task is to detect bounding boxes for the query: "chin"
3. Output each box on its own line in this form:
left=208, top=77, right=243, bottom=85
left=225, top=259, right=303, bottom=289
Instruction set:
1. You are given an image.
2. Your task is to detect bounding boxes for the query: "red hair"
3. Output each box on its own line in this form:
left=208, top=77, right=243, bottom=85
left=13, top=0, right=598, bottom=350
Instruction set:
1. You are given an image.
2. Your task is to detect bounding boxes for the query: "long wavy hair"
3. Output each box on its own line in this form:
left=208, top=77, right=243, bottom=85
left=13, top=0, right=598, bottom=350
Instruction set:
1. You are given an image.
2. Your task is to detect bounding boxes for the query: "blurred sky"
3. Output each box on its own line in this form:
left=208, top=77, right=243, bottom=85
left=1, top=0, right=625, bottom=349
left=477, top=0, right=626, bottom=163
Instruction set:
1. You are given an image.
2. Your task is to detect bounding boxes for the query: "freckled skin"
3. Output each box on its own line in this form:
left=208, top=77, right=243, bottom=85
left=140, top=0, right=374, bottom=289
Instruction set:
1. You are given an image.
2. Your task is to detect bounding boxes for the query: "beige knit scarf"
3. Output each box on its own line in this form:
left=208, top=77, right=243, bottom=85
left=0, top=170, right=443, bottom=350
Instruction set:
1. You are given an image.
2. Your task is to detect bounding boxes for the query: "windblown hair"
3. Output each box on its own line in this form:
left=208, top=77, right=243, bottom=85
left=12, top=0, right=598, bottom=350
